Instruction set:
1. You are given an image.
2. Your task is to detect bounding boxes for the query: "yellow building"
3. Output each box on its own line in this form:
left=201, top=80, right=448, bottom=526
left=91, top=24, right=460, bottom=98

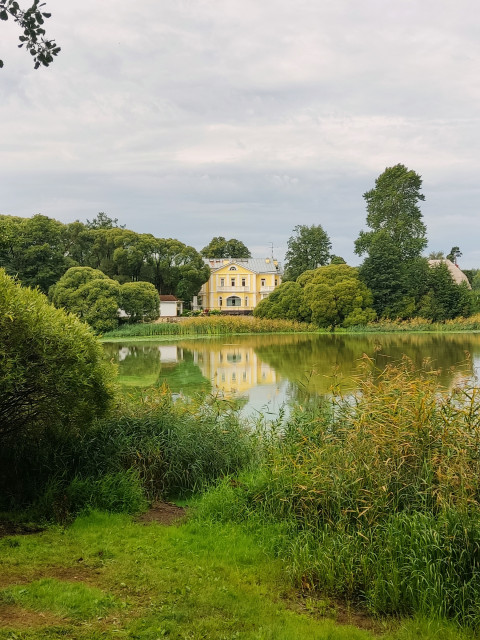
left=195, top=258, right=283, bottom=312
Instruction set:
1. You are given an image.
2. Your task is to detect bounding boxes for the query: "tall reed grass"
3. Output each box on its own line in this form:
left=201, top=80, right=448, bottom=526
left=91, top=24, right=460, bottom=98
left=197, top=356, right=480, bottom=628
left=102, top=315, right=317, bottom=338
left=0, top=386, right=257, bottom=518
left=348, top=314, right=480, bottom=332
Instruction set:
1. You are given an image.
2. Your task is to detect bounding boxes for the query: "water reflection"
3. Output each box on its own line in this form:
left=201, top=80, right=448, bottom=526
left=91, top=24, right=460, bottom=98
left=192, top=343, right=278, bottom=395
left=103, top=333, right=480, bottom=416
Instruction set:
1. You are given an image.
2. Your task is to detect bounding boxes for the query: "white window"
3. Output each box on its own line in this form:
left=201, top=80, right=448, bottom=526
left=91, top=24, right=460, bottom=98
left=219, top=296, right=223, bottom=307
left=241, top=277, right=246, bottom=286
left=231, top=278, right=235, bottom=286
left=245, top=296, right=248, bottom=307
left=261, top=278, right=266, bottom=287
left=229, top=266, right=237, bottom=271
left=220, top=278, right=225, bottom=287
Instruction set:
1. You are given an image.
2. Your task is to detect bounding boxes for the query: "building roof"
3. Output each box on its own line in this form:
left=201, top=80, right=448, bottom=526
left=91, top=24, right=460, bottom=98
left=428, top=259, right=471, bottom=288
left=204, top=257, right=283, bottom=275
left=159, top=295, right=180, bottom=301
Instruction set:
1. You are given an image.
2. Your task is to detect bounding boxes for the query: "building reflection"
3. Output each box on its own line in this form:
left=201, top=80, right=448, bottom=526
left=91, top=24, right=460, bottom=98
left=191, top=343, right=279, bottom=395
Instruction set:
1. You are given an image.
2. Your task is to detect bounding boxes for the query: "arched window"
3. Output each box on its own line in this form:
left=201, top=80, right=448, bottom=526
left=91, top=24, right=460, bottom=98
left=229, top=266, right=237, bottom=271
left=227, top=296, right=241, bottom=307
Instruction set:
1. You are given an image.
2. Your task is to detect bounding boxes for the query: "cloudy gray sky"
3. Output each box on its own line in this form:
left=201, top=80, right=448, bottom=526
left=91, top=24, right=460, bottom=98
left=1, top=1, right=479, bottom=267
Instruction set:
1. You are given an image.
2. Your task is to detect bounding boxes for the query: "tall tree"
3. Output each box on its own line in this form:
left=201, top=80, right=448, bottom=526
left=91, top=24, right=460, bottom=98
left=284, top=224, right=332, bottom=281
left=200, top=236, right=251, bottom=259
left=0, top=214, right=72, bottom=293
left=355, top=164, right=427, bottom=262
left=149, top=238, right=210, bottom=302
left=0, top=0, right=60, bottom=69
left=446, top=246, right=462, bottom=265
left=355, top=164, right=428, bottom=318
left=86, top=212, right=125, bottom=230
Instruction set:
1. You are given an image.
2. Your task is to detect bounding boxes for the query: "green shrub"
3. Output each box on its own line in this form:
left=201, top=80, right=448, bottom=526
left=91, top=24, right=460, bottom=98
left=0, top=269, right=116, bottom=507
left=120, top=281, right=159, bottom=323
left=50, top=266, right=121, bottom=333
left=0, top=269, right=115, bottom=449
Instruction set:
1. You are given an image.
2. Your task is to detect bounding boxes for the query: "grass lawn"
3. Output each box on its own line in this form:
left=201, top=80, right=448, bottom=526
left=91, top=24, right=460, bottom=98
left=0, top=510, right=474, bottom=640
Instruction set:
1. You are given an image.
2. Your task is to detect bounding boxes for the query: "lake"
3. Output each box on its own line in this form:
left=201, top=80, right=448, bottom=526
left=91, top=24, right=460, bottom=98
left=103, top=333, right=480, bottom=418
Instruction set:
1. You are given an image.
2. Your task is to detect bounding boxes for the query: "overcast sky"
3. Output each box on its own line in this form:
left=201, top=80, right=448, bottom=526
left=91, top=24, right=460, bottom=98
left=1, top=1, right=479, bottom=267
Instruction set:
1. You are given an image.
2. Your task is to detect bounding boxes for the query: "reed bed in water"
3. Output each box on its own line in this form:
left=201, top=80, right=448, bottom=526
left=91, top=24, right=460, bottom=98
left=198, top=356, right=480, bottom=628
left=349, top=313, right=480, bottom=332
left=102, top=316, right=317, bottom=338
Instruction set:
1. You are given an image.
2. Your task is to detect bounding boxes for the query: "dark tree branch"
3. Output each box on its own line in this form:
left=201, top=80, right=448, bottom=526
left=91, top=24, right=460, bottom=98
left=0, top=0, right=60, bottom=69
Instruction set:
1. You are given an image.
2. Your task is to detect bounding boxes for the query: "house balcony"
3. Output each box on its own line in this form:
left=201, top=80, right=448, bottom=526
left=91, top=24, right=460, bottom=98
left=217, top=286, right=251, bottom=293
left=260, top=286, right=275, bottom=292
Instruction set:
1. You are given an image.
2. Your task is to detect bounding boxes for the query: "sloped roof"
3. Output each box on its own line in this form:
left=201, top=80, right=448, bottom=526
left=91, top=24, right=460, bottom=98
left=204, top=257, right=283, bottom=275
left=159, top=295, right=180, bottom=301
left=428, top=259, right=471, bottom=289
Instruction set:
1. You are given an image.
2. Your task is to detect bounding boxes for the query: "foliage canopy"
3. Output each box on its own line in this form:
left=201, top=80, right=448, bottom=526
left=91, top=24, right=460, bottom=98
left=50, top=266, right=160, bottom=333
left=255, top=264, right=376, bottom=328
left=284, top=224, right=331, bottom=281
left=0, top=214, right=209, bottom=304
left=200, top=236, right=251, bottom=259
left=355, top=164, right=428, bottom=318
left=0, top=269, right=115, bottom=445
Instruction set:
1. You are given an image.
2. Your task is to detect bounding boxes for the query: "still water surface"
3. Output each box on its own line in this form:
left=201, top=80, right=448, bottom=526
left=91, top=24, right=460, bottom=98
left=103, top=333, right=480, bottom=418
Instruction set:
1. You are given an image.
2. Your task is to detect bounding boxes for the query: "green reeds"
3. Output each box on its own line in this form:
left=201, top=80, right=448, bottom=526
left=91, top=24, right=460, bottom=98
left=197, top=356, right=480, bottom=627
left=354, top=313, right=480, bottom=332
left=102, top=315, right=317, bottom=338
left=0, top=387, right=258, bottom=517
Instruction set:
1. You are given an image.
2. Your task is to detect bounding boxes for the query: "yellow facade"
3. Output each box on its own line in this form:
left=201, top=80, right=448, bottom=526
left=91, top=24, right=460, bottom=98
left=196, top=258, right=283, bottom=312
left=192, top=343, right=278, bottom=395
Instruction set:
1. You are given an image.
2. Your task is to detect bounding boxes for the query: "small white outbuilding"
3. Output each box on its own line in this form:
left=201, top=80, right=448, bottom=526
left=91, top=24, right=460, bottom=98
left=159, top=295, right=183, bottom=317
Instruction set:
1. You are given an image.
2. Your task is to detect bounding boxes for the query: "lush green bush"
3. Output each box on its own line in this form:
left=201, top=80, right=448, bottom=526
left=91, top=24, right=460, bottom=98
left=254, top=281, right=311, bottom=322
left=0, top=269, right=115, bottom=448
left=51, top=266, right=161, bottom=332
left=255, top=265, right=376, bottom=328
left=0, top=269, right=116, bottom=507
left=74, top=389, right=258, bottom=498
left=120, top=281, right=159, bottom=323
left=50, top=266, right=121, bottom=333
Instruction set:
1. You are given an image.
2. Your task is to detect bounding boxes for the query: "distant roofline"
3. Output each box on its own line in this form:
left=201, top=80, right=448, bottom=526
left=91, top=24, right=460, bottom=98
left=204, top=257, right=283, bottom=274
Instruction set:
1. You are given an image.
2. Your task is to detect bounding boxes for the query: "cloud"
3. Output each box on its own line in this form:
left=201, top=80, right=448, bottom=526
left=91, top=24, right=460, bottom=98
left=1, top=0, right=480, bottom=267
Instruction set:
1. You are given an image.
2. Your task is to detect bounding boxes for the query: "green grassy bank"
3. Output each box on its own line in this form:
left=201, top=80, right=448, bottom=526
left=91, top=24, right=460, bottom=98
left=2, top=511, right=472, bottom=640
left=3, top=357, right=480, bottom=636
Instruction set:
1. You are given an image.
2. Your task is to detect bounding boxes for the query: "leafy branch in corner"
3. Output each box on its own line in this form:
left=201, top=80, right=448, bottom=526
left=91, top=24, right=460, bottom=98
left=0, top=0, right=60, bottom=69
